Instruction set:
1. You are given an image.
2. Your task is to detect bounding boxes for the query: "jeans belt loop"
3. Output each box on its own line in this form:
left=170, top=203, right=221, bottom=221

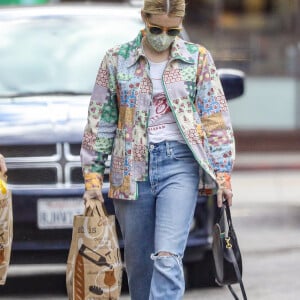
left=166, top=141, right=172, bottom=157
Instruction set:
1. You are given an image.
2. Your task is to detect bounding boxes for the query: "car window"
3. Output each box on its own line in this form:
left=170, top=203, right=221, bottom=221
left=0, top=16, right=143, bottom=96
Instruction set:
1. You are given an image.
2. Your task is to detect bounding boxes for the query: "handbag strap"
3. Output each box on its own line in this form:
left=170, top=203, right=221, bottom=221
left=224, top=201, right=248, bottom=300
left=224, top=200, right=234, bottom=231
left=227, top=246, right=247, bottom=300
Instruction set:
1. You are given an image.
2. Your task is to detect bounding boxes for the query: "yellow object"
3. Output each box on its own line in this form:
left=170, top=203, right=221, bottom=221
left=84, top=173, right=103, bottom=191
left=0, top=179, right=7, bottom=195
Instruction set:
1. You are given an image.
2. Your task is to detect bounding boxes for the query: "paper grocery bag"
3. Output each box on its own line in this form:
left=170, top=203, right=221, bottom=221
left=66, top=199, right=123, bottom=300
left=0, top=175, right=13, bottom=285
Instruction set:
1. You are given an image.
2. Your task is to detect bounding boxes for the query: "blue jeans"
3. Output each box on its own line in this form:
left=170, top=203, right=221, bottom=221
left=113, top=141, right=199, bottom=300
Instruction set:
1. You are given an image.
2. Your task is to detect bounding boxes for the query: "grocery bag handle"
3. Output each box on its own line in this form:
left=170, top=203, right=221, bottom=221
left=85, top=199, right=108, bottom=218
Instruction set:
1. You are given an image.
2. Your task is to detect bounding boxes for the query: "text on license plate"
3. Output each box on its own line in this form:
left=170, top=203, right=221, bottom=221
left=37, top=198, right=84, bottom=229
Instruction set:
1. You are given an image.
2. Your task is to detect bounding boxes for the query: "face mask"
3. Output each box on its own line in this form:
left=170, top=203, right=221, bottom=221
left=145, top=27, right=175, bottom=52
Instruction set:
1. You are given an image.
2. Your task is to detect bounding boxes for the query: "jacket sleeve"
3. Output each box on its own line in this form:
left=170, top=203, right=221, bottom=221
left=195, top=46, right=235, bottom=190
left=80, top=50, right=118, bottom=190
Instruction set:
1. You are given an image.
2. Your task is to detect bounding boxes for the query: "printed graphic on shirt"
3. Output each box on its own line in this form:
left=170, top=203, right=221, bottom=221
left=147, top=92, right=184, bottom=143
left=148, top=92, right=174, bottom=133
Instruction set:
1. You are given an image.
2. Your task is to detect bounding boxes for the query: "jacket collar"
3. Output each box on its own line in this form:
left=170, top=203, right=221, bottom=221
left=127, top=31, right=196, bottom=67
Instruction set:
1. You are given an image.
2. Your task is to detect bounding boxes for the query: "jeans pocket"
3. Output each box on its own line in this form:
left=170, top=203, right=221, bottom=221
left=110, top=128, right=125, bottom=187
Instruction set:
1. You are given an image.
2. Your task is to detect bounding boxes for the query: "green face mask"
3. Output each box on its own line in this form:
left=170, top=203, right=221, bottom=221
left=145, top=27, right=176, bottom=52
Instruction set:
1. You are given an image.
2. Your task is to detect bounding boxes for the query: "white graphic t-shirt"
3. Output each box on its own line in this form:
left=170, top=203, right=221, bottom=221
left=148, top=60, right=185, bottom=144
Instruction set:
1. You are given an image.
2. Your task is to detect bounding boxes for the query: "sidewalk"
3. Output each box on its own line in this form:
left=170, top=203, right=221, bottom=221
left=233, top=152, right=300, bottom=206
left=234, top=151, right=300, bottom=171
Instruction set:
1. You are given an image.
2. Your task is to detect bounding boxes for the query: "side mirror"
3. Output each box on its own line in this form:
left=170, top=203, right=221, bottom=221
left=218, top=68, right=245, bottom=100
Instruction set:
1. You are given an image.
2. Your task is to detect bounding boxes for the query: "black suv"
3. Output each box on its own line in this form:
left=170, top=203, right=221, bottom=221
left=0, top=3, right=244, bottom=289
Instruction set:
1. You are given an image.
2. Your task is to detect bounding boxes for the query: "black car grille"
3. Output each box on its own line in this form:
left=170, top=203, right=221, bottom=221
left=68, top=143, right=81, bottom=156
left=8, top=166, right=59, bottom=185
left=2, top=143, right=85, bottom=187
left=2, top=144, right=58, bottom=157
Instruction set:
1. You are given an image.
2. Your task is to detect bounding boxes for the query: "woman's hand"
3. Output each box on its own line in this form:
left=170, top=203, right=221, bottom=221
left=0, top=154, right=7, bottom=176
left=83, top=189, right=104, bottom=204
left=217, top=188, right=233, bottom=208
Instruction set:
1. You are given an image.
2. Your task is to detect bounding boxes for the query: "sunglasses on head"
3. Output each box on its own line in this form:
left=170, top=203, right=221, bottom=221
left=146, top=20, right=182, bottom=37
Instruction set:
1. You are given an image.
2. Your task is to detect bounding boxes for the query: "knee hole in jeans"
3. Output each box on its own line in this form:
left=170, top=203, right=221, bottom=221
left=150, top=251, right=182, bottom=260
left=150, top=252, right=183, bottom=270
left=157, top=251, right=172, bottom=257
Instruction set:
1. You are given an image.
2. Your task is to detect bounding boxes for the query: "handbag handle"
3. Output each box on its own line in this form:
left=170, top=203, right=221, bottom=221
left=222, top=200, right=248, bottom=300
left=215, top=200, right=234, bottom=229
left=228, top=255, right=247, bottom=300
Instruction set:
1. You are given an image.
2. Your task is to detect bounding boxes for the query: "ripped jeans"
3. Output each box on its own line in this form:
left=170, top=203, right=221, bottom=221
left=113, top=141, right=200, bottom=300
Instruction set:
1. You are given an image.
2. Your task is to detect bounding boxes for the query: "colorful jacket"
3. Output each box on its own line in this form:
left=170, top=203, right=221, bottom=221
left=80, top=31, right=235, bottom=200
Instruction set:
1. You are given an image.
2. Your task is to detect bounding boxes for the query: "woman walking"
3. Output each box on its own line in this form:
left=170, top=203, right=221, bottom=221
left=80, top=1, right=235, bottom=299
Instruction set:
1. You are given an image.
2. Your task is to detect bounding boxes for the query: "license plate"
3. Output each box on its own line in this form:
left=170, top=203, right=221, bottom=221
left=37, top=198, right=84, bottom=229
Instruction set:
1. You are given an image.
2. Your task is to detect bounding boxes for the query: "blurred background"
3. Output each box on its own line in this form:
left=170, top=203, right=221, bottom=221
left=2, top=0, right=299, bottom=149
left=183, top=0, right=300, bottom=155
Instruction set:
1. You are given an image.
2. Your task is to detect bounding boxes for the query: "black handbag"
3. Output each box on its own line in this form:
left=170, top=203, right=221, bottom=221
left=212, top=200, right=247, bottom=300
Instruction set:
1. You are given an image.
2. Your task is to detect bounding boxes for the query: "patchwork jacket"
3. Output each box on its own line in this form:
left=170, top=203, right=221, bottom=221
left=80, top=31, right=235, bottom=200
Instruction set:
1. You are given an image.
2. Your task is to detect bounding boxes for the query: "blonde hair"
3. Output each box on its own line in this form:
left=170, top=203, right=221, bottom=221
left=143, top=0, right=185, bottom=17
